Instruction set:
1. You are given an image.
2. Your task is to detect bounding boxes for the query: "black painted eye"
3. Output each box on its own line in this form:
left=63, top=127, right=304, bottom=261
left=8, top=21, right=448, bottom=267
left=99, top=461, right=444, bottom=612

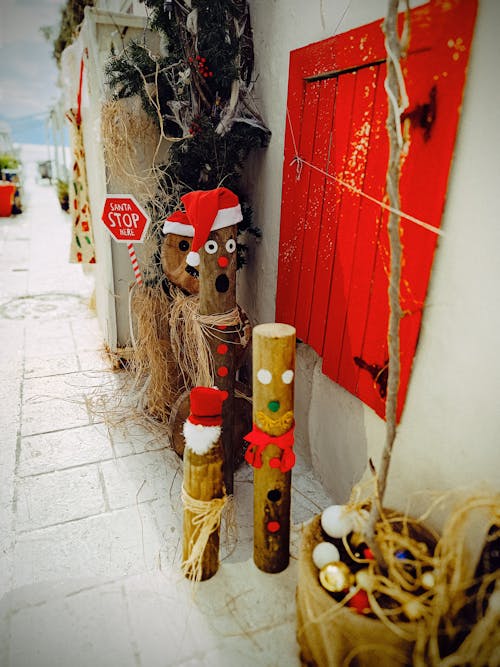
left=204, top=240, right=218, bottom=254
left=179, top=240, right=189, bottom=251
left=267, top=489, right=282, bottom=502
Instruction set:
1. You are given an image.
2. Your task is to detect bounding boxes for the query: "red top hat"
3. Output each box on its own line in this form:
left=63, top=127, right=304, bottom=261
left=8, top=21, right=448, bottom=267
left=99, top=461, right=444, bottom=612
left=188, top=387, right=228, bottom=427
left=162, top=187, right=242, bottom=267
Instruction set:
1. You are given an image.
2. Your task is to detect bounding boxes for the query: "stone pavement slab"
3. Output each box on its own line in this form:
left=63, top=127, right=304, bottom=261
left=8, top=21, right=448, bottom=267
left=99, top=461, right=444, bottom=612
left=0, top=177, right=333, bottom=666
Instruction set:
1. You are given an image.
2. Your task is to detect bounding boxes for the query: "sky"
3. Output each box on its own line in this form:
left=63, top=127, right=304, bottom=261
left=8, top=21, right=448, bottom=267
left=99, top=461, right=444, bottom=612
left=0, top=0, right=66, bottom=145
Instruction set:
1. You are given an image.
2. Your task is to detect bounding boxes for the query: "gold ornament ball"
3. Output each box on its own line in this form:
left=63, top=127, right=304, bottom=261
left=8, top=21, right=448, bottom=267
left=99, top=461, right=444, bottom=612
left=319, top=561, right=354, bottom=592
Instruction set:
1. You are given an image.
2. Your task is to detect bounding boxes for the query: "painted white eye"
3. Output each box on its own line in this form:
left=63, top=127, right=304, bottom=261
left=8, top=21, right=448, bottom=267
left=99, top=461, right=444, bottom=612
left=204, top=240, right=218, bottom=254
left=282, top=370, right=294, bottom=384
left=257, top=368, right=272, bottom=385
left=225, top=238, right=236, bottom=253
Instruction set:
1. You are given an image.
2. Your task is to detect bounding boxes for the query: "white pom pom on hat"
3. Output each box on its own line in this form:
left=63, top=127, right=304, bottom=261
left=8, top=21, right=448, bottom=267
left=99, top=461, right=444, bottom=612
left=162, top=187, right=242, bottom=267
left=186, top=250, right=200, bottom=267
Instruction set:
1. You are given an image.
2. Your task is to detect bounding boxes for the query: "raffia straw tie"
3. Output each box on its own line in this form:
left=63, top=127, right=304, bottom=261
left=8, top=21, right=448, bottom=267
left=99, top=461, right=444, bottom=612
left=181, top=485, right=227, bottom=582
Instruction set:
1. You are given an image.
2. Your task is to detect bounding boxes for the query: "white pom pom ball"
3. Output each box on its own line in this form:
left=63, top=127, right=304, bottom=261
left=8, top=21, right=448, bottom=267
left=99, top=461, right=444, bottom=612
left=312, top=541, right=341, bottom=570
left=321, top=505, right=354, bottom=538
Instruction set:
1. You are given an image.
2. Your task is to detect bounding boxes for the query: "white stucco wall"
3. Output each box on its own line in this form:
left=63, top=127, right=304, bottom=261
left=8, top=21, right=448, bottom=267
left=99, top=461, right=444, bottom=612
left=243, top=0, right=500, bottom=527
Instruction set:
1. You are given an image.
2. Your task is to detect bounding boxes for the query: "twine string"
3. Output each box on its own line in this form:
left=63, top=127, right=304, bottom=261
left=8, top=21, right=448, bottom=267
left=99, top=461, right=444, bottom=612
left=169, top=290, right=248, bottom=388
left=181, top=484, right=227, bottom=583
left=285, top=79, right=443, bottom=237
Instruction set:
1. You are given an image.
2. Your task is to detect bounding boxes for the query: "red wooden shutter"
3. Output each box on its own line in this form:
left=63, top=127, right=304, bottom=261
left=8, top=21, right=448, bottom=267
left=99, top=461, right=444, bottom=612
left=276, top=0, right=477, bottom=420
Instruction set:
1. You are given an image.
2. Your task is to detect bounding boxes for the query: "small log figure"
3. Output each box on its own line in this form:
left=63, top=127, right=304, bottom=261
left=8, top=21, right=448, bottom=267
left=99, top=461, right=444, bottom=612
left=163, top=188, right=243, bottom=494
left=182, top=386, right=228, bottom=581
left=245, top=323, right=296, bottom=573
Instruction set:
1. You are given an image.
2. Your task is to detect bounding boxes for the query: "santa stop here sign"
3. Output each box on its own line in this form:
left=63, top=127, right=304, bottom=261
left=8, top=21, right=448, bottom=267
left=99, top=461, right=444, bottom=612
left=101, top=194, right=150, bottom=285
left=101, top=194, right=150, bottom=243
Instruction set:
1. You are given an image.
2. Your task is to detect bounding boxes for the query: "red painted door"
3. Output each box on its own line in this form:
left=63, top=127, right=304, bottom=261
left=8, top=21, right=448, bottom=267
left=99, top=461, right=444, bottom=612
left=276, top=0, right=477, bottom=420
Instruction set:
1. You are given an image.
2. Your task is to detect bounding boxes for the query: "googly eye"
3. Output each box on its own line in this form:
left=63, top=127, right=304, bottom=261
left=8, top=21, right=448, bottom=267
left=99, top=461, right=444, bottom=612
left=282, top=370, right=294, bottom=384
left=225, top=238, right=236, bottom=253
left=204, top=240, right=218, bottom=254
left=257, top=368, right=272, bottom=385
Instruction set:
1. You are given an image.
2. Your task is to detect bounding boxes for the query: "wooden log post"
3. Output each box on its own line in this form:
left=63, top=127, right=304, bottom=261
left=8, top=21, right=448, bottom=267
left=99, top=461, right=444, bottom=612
left=182, top=386, right=228, bottom=581
left=198, top=223, right=238, bottom=494
left=163, top=188, right=243, bottom=494
left=245, top=323, right=296, bottom=573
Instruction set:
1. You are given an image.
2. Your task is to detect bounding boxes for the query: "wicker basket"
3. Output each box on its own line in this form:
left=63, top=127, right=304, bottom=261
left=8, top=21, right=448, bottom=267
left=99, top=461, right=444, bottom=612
left=296, top=515, right=418, bottom=667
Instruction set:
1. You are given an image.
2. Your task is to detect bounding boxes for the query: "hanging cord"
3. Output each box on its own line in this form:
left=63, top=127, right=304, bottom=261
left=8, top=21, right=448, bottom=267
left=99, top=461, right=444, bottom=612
left=285, top=72, right=443, bottom=238
left=364, top=0, right=411, bottom=565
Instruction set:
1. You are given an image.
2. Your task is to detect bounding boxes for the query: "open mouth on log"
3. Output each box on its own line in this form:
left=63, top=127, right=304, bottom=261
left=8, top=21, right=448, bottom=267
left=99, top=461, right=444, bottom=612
left=215, top=274, right=229, bottom=293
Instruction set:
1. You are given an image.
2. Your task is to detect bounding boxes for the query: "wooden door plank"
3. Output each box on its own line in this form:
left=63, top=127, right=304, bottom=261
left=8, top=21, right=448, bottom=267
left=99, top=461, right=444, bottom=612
left=337, top=63, right=388, bottom=396
left=322, top=65, right=379, bottom=382
left=294, top=78, right=337, bottom=341
left=276, top=80, right=321, bottom=326
left=307, top=71, right=356, bottom=356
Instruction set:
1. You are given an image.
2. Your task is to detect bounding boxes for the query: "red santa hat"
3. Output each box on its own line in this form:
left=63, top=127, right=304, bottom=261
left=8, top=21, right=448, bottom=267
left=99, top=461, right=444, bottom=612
left=162, top=187, right=242, bottom=267
left=187, top=386, right=228, bottom=427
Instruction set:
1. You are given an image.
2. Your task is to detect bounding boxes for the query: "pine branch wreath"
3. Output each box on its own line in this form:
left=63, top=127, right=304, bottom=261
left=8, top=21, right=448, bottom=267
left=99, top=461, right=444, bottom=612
left=104, top=0, right=270, bottom=279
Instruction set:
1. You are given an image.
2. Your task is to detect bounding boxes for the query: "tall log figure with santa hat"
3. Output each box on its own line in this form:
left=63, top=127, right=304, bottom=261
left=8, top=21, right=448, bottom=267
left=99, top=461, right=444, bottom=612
left=163, top=187, right=242, bottom=493
left=182, top=386, right=228, bottom=581
left=245, top=323, right=296, bottom=573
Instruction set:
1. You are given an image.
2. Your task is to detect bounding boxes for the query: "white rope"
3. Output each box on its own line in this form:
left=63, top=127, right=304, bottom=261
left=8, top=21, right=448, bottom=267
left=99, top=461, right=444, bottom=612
left=285, top=108, right=444, bottom=238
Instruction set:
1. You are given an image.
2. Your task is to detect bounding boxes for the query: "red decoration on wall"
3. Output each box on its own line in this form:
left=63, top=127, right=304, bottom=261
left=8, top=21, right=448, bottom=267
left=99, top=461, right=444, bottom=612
left=276, top=0, right=477, bottom=420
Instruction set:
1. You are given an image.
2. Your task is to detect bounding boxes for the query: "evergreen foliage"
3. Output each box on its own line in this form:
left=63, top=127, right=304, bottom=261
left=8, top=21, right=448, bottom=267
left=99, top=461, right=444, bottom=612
left=104, top=0, right=269, bottom=275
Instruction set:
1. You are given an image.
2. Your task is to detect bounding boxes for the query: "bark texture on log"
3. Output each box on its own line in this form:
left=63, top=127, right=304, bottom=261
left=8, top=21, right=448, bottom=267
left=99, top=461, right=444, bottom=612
left=252, top=323, right=296, bottom=573
left=199, top=225, right=238, bottom=494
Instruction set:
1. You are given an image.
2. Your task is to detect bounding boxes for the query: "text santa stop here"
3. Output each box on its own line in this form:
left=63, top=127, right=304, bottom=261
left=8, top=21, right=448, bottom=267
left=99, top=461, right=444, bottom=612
left=101, top=194, right=150, bottom=243
left=101, top=194, right=150, bottom=285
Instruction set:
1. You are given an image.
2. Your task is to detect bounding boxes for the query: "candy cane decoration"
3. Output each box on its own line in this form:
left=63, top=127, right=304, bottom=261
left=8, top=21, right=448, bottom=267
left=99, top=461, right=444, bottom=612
left=127, top=242, right=143, bottom=286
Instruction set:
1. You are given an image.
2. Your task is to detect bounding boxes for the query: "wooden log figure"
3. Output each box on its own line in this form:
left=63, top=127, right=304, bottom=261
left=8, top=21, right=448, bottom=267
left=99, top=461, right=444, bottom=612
left=160, top=232, right=200, bottom=294
left=244, top=323, right=296, bottom=573
left=182, top=386, right=228, bottom=581
left=163, top=188, right=244, bottom=494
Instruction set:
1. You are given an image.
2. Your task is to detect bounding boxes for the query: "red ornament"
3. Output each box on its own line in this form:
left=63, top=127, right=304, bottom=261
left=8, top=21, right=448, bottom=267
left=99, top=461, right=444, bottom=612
left=217, top=343, right=228, bottom=355
left=348, top=589, right=371, bottom=615
left=217, top=366, right=228, bottom=377
left=267, top=521, right=280, bottom=533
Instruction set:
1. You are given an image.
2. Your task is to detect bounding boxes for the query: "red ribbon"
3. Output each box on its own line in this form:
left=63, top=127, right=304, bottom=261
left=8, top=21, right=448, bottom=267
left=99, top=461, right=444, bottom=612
left=244, top=424, right=295, bottom=472
left=76, top=57, right=85, bottom=125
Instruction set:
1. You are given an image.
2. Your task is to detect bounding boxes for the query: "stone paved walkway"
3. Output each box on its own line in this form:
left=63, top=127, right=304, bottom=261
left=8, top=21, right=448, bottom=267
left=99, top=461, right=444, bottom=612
left=0, top=174, right=332, bottom=667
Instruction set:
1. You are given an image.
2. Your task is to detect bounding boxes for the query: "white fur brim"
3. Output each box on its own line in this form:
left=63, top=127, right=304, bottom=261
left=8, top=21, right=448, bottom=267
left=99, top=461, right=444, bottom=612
left=183, top=420, right=221, bottom=455
left=162, top=220, right=195, bottom=236
left=162, top=203, right=242, bottom=236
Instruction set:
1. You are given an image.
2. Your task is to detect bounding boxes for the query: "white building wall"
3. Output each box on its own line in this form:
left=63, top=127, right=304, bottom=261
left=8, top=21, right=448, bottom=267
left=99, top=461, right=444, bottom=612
left=243, top=0, right=500, bottom=528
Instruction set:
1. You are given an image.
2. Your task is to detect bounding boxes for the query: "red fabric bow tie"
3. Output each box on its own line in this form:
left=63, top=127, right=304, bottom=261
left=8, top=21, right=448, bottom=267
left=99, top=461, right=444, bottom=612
left=244, top=423, right=296, bottom=472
